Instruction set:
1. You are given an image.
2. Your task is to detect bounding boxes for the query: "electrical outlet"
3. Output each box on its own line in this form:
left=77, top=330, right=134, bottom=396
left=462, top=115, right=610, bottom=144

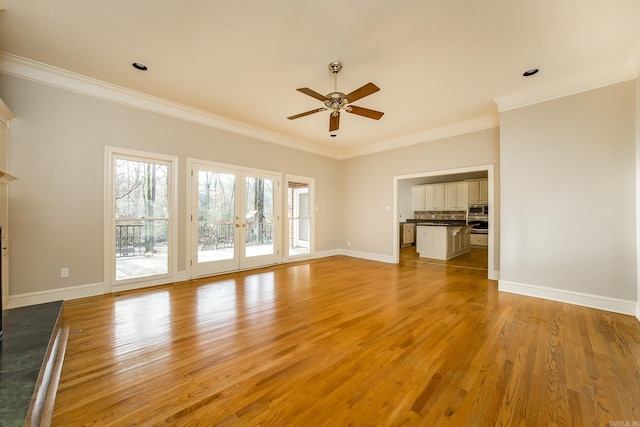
left=61, top=268, right=69, bottom=278
left=347, top=241, right=351, bottom=246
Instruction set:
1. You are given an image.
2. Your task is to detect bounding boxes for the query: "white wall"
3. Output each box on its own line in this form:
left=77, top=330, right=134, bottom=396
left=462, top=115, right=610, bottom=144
left=340, top=127, right=500, bottom=271
left=0, top=74, right=343, bottom=297
left=500, top=81, right=637, bottom=309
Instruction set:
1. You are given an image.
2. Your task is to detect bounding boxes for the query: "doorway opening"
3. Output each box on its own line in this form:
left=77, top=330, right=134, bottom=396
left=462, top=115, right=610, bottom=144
left=393, top=165, right=497, bottom=280
left=286, top=175, right=315, bottom=259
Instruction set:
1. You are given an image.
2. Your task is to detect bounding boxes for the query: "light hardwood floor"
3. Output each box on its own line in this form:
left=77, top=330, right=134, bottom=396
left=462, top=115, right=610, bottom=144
left=53, top=249, right=640, bottom=426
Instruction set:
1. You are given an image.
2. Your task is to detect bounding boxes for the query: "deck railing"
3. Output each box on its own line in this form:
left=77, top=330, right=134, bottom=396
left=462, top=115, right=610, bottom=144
left=115, top=222, right=168, bottom=258
left=199, top=221, right=273, bottom=250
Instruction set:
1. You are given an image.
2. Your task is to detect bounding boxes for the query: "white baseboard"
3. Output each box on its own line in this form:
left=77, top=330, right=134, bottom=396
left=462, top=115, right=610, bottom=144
left=6, top=271, right=189, bottom=309
left=339, top=249, right=395, bottom=264
left=636, top=303, right=640, bottom=321
left=110, top=270, right=188, bottom=293
left=499, top=280, right=638, bottom=316
left=312, top=249, right=341, bottom=259
left=5, top=282, right=105, bottom=309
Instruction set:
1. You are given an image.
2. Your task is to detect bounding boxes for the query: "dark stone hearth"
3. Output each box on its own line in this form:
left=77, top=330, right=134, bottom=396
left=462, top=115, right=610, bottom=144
left=0, top=301, right=63, bottom=426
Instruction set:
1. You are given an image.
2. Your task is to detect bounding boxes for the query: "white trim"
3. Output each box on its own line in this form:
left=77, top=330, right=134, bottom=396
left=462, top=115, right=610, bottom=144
left=186, top=158, right=283, bottom=278
left=111, top=271, right=188, bottom=294
left=499, top=280, right=638, bottom=316
left=0, top=96, right=14, bottom=126
left=340, top=249, right=395, bottom=264
left=5, top=282, right=104, bottom=309
left=392, top=164, right=496, bottom=280
left=341, top=115, right=499, bottom=159
left=0, top=52, right=341, bottom=160
left=0, top=52, right=498, bottom=161
left=284, top=174, right=316, bottom=260
left=636, top=303, right=640, bottom=322
left=312, top=249, right=341, bottom=259
left=494, top=62, right=638, bottom=112
left=104, top=146, right=179, bottom=293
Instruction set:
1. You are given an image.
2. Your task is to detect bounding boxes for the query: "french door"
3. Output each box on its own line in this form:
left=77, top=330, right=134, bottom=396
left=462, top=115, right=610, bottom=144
left=190, top=161, right=281, bottom=277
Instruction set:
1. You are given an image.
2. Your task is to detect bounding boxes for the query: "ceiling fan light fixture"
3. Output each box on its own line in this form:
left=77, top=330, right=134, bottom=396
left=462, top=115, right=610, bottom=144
left=287, top=61, right=384, bottom=132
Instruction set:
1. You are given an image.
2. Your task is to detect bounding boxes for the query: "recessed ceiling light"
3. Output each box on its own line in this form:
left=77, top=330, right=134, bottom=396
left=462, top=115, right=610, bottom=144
left=523, top=68, right=539, bottom=77
left=132, top=62, right=148, bottom=71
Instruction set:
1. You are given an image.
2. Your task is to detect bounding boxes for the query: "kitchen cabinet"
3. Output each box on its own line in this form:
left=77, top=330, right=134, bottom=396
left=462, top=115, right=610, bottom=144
left=400, top=223, right=415, bottom=247
left=445, top=182, right=468, bottom=211
left=415, top=181, right=472, bottom=212
left=416, top=225, right=471, bottom=260
left=470, top=234, right=488, bottom=247
left=411, top=185, right=427, bottom=211
left=467, top=179, right=488, bottom=204
left=425, top=184, right=445, bottom=211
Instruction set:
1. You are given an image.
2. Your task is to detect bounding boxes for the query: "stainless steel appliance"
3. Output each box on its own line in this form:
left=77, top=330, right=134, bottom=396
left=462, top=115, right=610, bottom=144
left=468, top=204, right=488, bottom=219
left=468, top=220, right=488, bottom=247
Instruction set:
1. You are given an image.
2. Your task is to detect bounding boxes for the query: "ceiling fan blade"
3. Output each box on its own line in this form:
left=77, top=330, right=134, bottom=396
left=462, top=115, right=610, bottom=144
left=296, top=87, right=327, bottom=102
left=345, top=82, right=380, bottom=103
left=287, top=108, right=324, bottom=120
left=347, top=105, right=384, bottom=120
left=329, top=112, right=340, bottom=132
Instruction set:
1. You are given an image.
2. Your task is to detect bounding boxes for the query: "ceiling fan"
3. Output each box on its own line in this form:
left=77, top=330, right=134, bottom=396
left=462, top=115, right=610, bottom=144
left=287, top=61, right=384, bottom=132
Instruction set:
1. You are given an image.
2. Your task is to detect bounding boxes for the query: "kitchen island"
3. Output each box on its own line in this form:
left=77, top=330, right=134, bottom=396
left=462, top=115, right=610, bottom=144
left=416, top=224, right=471, bottom=260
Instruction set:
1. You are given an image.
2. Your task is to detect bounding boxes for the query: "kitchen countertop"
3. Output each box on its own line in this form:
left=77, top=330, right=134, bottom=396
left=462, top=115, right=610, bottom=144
left=0, top=301, right=63, bottom=426
left=413, top=223, right=470, bottom=227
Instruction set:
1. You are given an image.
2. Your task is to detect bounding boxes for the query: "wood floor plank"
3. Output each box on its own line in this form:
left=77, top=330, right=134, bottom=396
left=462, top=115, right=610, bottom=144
left=51, top=248, right=640, bottom=426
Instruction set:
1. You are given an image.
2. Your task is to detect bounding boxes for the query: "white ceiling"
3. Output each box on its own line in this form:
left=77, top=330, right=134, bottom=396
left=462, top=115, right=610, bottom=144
left=1, top=1, right=639, bottom=158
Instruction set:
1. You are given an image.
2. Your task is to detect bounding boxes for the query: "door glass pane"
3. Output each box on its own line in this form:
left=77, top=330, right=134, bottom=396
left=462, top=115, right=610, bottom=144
left=115, top=158, right=169, bottom=280
left=197, top=171, right=236, bottom=262
left=245, top=176, right=274, bottom=258
left=288, top=181, right=309, bottom=255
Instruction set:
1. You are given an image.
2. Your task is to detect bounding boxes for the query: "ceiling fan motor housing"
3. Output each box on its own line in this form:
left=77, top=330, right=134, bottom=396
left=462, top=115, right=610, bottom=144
left=324, top=92, right=348, bottom=111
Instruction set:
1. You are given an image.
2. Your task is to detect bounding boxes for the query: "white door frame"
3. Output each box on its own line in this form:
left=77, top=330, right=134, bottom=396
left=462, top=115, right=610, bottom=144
left=392, top=164, right=498, bottom=280
left=284, top=174, right=315, bottom=261
left=104, top=146, right=179, bottom=293
left=187, top=158, right=282, bottom=278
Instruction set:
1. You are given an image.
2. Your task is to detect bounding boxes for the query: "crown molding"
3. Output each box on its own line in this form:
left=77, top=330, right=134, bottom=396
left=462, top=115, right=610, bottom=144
left=495, top=61, right=638, bottom=112
left=0, top=52, right=342, bottom=159
left=340, top=115, right=499, bottom=159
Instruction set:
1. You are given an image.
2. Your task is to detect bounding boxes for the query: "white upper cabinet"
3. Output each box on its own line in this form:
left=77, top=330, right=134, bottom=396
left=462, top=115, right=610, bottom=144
left=411, top=185, right=427, bottom=211
left=445, top=182, right=467, bottom=211
left=425, top=184, right=445, bottom=211
left=414, top=182, right=468, bottom=212
left=467, top=179, right=488, bottom=204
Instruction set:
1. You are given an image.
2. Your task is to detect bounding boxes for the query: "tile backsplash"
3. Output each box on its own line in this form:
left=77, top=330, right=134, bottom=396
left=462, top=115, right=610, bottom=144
left=414, top=211, right=466, bottom=220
